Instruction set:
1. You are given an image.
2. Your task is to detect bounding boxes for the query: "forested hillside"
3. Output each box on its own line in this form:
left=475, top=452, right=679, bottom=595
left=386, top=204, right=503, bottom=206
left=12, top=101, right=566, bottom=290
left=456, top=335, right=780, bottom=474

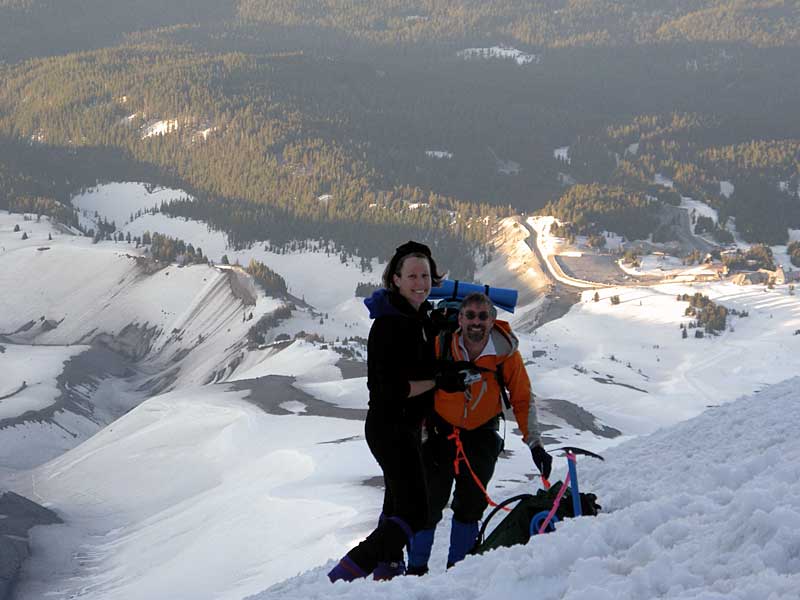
left=5, top=0, right=796, bottom=61
left=237, top=0, right=800, bottom=47
left=1, top=0, right=799, bottom=272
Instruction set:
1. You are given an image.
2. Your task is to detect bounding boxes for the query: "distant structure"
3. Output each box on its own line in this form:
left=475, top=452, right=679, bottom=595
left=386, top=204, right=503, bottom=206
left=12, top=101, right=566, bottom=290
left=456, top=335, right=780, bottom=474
left=773, top=266, right=800, bottom=285
left=732, top=271, right=770, bottom=286
left=732, top=266, right=800, bottom=286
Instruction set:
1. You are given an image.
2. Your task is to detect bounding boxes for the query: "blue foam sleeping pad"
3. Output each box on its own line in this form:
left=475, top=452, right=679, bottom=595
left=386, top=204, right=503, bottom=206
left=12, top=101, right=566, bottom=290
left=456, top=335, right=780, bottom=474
left=428, top=279, right=518, bottom=313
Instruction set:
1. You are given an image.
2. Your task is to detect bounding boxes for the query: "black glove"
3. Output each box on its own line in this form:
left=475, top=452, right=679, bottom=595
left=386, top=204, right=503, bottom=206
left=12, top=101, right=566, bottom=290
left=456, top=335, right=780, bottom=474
left=434, top=369, right=467, bottom=393
left=434, top=361, right=476, bottom=393
left=530, top=444, right=553, bottom=480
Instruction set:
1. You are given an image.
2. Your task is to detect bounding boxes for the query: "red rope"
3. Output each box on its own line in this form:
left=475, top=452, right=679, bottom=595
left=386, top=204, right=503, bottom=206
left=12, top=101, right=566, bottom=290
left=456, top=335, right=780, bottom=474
left=537, top=470, right=570, bottom=534
left=447, top=427, right=511, bottom=512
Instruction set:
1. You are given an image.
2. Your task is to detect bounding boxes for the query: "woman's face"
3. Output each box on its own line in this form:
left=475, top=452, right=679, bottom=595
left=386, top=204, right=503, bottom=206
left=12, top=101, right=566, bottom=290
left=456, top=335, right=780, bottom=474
left=393, top=256, right=432, bottom=310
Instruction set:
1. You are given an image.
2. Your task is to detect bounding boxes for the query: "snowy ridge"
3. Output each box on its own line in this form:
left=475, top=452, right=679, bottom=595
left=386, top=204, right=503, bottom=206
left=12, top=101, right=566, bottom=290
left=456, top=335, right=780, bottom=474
left=0, top=240, right=279, bottom=382
left=72, top=182, right=194, bottom=231
left=258, top=377, right=800, bottom=600
left=474, top=217, right=550, bottom=320
left=0, top=211, right=282, bottom=475
left=5, top=183, right=800, bottom=600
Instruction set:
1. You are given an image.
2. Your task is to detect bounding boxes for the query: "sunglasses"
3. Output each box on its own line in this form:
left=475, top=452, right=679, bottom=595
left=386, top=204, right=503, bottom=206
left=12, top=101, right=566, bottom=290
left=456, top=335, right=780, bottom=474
left=463, top=310, right=491, bottom=321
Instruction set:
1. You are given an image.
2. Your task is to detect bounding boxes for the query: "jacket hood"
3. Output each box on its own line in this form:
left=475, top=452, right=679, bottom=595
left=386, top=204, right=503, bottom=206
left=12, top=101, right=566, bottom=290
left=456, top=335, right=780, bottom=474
left=364, top=288, right=431, bottom=319
left=490, top=320, right=519, bottom=360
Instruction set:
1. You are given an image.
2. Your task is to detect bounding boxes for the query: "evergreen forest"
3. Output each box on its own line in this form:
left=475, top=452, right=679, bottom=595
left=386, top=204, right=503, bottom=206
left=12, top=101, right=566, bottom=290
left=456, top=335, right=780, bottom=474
left=1, top=1, right=799, bottom=276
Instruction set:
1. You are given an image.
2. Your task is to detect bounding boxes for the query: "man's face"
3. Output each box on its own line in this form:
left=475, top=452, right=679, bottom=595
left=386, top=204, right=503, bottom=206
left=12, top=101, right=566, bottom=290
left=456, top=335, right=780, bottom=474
left=458, top=301, right=495, bottom=345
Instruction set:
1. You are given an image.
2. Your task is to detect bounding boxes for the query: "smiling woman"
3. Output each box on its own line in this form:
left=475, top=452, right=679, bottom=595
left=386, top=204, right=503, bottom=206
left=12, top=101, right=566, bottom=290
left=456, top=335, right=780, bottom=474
left=328, top=240, right=444, bottom=582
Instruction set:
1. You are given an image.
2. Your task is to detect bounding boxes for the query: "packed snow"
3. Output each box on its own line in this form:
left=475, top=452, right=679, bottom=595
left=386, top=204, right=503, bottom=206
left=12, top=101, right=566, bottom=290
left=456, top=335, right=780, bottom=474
left=720, top=180, right=735, bottom=198
left=194, top=126, right=217, bottom=141
left=11, top=385, right=368, bottom=600
left=72, top=181, right=194, bottom=230
left=73, top=182, right=384, bottom=312
left=618, top=253, right=685, bottom=276
left=258, top=377, right=800, bottom=600
left=778, top=181, right=799, bottom=198
left=653, top=173, right=674, bottom=188
left=681, top=196, right=719, bottom=228
left=0, top=209, right=283, bottom=473
left=4, top=195, right=800, bottom=600
left=141, top=118, right=179, bottom=138
left=530, top=282, right=800, bottom=434
left=553, top=146, right=570, bottom=164
left=457, top=46, right=540, bottom=66
left=0, top=344, right=86, bottom=420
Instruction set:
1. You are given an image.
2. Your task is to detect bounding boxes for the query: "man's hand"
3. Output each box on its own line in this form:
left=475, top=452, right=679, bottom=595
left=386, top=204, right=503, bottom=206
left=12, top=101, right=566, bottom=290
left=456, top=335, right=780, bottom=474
left=530, top=444, right=553, bottom=480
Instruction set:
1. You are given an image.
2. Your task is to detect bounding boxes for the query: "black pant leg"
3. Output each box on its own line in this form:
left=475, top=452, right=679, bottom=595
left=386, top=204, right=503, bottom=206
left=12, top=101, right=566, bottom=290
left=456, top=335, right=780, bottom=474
left=347, top=412, right=429, bottom=571
left=450, top=428, right=503, bottom=523
left=421, top=425, right=457, bottom=529
left=367, top=418, right=429, bottom=533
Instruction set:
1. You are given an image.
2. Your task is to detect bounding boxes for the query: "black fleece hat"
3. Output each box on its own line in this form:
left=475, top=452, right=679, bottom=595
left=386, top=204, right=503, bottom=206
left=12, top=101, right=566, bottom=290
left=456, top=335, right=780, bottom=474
left=394, top=240, right=432, bottom=259
left=383, top=240, right=434, bottom=289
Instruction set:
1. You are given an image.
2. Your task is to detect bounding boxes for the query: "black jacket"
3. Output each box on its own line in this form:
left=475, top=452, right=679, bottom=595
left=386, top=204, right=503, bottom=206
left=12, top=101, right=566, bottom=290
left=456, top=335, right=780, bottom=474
left=364, top=289, right=437, bottom=425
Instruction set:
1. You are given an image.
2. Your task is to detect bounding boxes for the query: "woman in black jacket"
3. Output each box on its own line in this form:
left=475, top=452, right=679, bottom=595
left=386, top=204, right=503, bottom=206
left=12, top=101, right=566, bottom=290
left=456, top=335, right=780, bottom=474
left=328, top=241, right=445, bottom=582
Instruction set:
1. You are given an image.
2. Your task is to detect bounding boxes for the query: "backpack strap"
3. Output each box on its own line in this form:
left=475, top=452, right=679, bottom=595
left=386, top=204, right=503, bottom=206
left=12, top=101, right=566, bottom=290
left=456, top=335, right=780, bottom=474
left=441, top=329, right=511, bottom=412
left=438, top=329, right=453, bottom=362
left=496, top=361, right=511, bottom=411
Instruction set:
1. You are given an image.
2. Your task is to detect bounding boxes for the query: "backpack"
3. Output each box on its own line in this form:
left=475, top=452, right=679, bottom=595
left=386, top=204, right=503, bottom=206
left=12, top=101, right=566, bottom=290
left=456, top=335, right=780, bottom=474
left=471, top=482, right=601, bottom=555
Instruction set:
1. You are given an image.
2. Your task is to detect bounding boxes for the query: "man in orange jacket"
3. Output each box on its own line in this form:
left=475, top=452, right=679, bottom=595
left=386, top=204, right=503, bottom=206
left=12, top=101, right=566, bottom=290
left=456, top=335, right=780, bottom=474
left=407, top=292, right=552, bottom=574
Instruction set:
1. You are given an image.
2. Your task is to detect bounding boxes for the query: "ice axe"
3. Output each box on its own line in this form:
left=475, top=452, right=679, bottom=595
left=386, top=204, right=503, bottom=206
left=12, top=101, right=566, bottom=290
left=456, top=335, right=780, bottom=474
left=533, top=446, right=604, bottom=536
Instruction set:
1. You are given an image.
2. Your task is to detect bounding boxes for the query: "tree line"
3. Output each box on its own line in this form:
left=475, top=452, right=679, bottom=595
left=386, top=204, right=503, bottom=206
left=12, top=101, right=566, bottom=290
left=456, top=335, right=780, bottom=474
left=1, top=2, right=798, bottom=260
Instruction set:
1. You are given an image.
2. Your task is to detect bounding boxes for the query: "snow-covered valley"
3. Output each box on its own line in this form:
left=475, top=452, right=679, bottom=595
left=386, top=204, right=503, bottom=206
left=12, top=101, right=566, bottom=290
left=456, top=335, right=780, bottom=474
left=3, top=184, right=800, bottom=599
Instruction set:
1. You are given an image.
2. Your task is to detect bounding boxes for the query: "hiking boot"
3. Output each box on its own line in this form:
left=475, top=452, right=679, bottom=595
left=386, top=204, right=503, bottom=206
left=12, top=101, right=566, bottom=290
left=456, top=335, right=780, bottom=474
left=328, top=556, right=367, bottom=583
left=373, top=560, right=406, bottom=581
left=407, top=527, right=435, bottom=573
left=447, top=518, right=479, bottom=567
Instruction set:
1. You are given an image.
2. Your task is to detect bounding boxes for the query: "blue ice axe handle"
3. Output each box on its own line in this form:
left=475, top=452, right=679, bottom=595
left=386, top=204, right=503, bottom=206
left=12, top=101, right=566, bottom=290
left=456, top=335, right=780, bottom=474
left=567, top=452, right=581, bottom=517
left=558, top=446, right=604, bottom=518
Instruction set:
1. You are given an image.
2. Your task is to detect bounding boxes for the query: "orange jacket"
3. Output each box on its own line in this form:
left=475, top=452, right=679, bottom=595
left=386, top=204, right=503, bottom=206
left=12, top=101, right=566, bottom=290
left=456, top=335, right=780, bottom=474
left=434, top=320, right=542, bottom=447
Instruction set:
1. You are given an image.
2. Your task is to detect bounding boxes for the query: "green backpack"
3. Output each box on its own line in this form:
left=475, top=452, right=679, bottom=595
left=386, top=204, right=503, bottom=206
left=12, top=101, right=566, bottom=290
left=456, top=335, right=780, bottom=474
left=471, top=483, right=601, bottom=555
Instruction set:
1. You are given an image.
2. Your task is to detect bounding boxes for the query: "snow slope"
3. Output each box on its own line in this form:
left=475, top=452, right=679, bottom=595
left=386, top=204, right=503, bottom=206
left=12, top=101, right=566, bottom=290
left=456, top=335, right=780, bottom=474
left=0, top=210, right=283, bottom=476
left=0, top=344, right=86, bottom=420
left=0, top=213, right=281, bottom=385
left=12, top=384, right=369, bottom=600
left=530, top=282, right=800, bottom=436
left=15, top=346, right=799, bottom=600
left=71, top=182, right=192, bottom=231
left=71, top=183, right=384, bottom=346
left=259, top=376, right=800, bottom=600
left=6, top=189, right=800, bottom=600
